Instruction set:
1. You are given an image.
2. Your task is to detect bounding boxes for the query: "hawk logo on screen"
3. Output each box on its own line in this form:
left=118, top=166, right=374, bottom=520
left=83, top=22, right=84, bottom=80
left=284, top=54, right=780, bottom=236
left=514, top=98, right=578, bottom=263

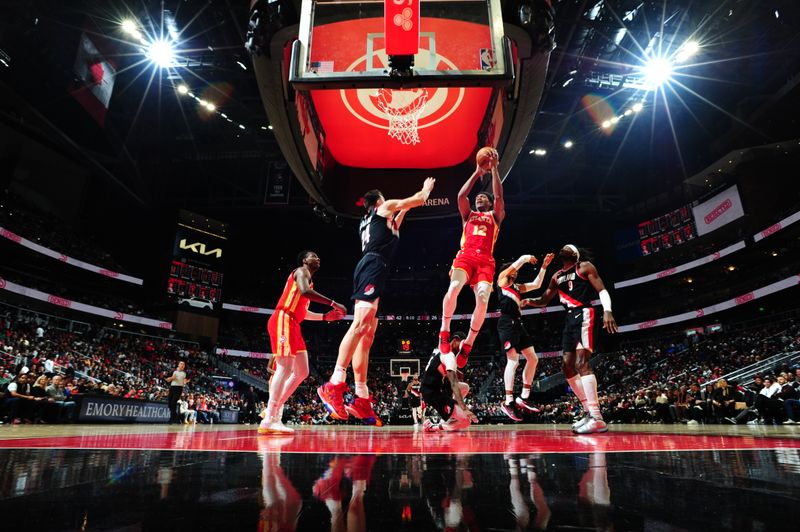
left=340, top=48, right=463, bottom=137
left=179, top=239, right=223, bottom=259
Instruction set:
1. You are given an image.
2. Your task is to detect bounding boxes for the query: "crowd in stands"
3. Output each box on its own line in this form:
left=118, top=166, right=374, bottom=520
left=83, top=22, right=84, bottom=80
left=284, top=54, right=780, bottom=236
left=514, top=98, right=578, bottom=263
left=0, top=311, right=247, bottom=425
left=3, top=297, right=799, bottom=427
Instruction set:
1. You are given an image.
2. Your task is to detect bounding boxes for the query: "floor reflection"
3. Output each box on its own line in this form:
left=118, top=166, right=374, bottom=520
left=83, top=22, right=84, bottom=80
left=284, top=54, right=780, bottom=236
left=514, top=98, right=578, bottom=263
left=1, top=446, right=799, bottom=530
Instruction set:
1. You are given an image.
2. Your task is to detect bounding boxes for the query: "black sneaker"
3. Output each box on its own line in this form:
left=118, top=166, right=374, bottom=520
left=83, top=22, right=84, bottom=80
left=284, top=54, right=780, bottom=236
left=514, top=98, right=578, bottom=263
left=515, top=396, right=541, bottom=413
left=501, top=402, right=523, bottom=422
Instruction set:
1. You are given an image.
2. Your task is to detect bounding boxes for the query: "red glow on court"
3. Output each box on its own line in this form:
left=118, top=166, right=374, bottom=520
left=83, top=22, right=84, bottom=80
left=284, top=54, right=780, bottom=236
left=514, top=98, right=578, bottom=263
left=2, top=428, right=798, bottom=455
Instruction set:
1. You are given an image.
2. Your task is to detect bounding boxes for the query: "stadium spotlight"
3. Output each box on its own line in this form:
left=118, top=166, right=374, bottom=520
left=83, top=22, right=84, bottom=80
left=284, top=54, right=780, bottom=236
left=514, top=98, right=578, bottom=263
left=641, top=57, right=673, bottom=88
left=121, top=19, right=137, bottom=34
left=624, top=109, right=633, bottom=116
left=675, top=40, right=700, bottom=63
left=632, top=102, right=644, bottom=113
left=177, top=84, right=189, bottom=95
left=147, top=39, right=176, bottom=68
left=563, top=140, right=574, bottom=149
left=601, top=120, right=611, bottom=129
left=533, top=148, right=547, bottom=156
left=205, top=102, right=216, bottom=111
left=611, top=116, right=620, bottom=124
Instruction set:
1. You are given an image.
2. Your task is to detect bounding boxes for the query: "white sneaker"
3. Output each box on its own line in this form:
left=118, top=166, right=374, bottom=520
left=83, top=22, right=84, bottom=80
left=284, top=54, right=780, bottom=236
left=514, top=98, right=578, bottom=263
left=574, top=417, right=608, bottom=435
left=571, top=414, right=591, bottom=432
left=442, top=416, right=471, bottom=432
left=687, top=419, right=699, bottom=425
left=747, top=419, right=762, bottom=425
left=258, top=419, right=294, bottom=435
left=782, top=420, right=797, bottom=425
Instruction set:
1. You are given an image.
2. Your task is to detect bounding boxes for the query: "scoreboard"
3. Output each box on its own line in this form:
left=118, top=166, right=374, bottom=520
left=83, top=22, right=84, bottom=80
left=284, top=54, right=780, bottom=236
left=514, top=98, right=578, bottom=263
left=638, top=205, right=696, bottom=256
left=166, top=210, right=227, bottom=312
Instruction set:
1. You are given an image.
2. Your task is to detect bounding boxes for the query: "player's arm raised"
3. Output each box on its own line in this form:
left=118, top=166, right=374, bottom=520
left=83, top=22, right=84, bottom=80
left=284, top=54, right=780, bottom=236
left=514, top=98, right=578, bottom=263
left=524, top=273, right=558, bottom=307
left=458, top=166, right=483, bottom=221
left=294, top=268, right=347, bottom=318
left=497, top=254, right=537, bottom=288
left=490, top=149, right=505, bottom=224
left=378, top=177, right=435, bottom=215
left=393, top=209, right=410, bottom=229
left=582, top=262, right=618, bottom=333
left=520, top=253, right=554, bottom=293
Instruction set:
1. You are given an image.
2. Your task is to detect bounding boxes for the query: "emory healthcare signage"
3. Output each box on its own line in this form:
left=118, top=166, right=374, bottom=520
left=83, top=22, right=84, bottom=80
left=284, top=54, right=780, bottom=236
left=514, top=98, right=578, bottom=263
left=78, top=396, right=170, bottom=423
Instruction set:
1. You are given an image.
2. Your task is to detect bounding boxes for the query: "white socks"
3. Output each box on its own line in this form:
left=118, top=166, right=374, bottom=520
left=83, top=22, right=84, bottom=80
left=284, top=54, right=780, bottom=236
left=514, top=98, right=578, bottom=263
left=355, top=381, right=369, bottom=399
left=567, top=375, right=588, bottom=411
left=581, top=374, right=602, bottom=419
left=330, top=365, right=347, bottom=385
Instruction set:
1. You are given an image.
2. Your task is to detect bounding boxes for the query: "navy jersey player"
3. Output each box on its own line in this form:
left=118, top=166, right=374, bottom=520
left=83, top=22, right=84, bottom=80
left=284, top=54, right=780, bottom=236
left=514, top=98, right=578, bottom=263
left=495, top=252, right=554, bottom=421
left=318, top=178, right=436, bottom=426
left=420, top=332, right=478, bottom=432
left=527, top=245, right=618, bottom=434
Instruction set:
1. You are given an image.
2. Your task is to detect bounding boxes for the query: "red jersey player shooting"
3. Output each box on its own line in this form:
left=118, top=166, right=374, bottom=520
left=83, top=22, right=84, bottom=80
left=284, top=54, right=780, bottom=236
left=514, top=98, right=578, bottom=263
left=438, top=147, right=505, bottom=360
left=527, top=245, right=618, bottom=435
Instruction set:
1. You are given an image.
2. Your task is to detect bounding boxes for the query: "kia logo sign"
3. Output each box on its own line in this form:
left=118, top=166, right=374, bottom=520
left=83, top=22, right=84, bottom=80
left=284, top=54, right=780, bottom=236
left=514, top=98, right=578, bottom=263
left=695, top=309, right=705, bottom=318
left=0, top=277, right=5, bottom=290
left=179, top=239, right=222, bottom=259
left=704, top=199, right=732, bottom=225
left=735, top=292, right=754, bottom=306
left=638, top=320, right=658, bottom=329
left=114, top=312, right=124, bottom=320
left=159, top=322, right=172, bottom=329
left=99, top=269, right=120, bottom=278
left=240, top=306, right=261, bottom=313
left=59, top=254, right=69, bottom=262
left=656, top=268, right=677, bottom=279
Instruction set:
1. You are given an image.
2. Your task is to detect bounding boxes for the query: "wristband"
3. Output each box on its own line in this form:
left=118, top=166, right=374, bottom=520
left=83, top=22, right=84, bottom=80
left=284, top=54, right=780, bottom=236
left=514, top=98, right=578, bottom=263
left=599, top=289, right=612, bottom=312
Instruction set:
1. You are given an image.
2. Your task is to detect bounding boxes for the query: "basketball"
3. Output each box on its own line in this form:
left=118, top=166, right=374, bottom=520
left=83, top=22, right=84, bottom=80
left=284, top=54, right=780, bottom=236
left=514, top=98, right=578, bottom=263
left=476, top=146, right=497, bottom=169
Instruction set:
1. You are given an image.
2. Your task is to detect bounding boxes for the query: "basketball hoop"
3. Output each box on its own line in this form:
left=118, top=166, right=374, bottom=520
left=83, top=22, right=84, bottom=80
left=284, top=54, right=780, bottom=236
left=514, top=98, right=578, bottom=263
left=375, top=89, right=428, bottom=146
left=399, top=367, right=411, bottom=382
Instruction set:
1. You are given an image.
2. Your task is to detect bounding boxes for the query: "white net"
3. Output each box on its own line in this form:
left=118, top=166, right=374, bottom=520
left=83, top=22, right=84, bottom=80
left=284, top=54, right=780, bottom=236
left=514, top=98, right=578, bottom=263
left=374, top=89, right=428, bottom=145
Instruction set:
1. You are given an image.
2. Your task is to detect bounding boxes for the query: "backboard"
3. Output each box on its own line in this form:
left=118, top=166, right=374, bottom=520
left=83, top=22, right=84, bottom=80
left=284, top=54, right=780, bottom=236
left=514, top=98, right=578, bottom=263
left=290, top=0, right=512, bottom=89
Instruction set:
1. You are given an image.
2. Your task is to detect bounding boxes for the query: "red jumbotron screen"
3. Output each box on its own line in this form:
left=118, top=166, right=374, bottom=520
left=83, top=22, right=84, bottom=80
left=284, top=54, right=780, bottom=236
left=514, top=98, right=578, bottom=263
left=308, top=17, right=493, bottom=169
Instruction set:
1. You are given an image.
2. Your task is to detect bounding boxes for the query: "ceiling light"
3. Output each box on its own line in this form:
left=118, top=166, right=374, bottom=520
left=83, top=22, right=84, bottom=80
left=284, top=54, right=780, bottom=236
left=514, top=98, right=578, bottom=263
left=205, top=102, right=216, bottom=111
left=601, top=120, right=611, bottom=129
left=563, top=140, right=574, bottom=149
left=641, top=57, right=673, bottom=88
left=236, top=61, right=247, bottom=70
left=146, top=39, right=176, bottom=68
left=632, top=102, right=644, bottom=113
left=624, top=109, right=633, bottom=117
left=238, top=124, right=246, bottom=130
left=674, top=40, right=700, bottom=63
left=611, top=116, right=620, bottom=124
left=533, top=148, right=547, bottom=156
left=121, top=19, right=137, bottom=34
left=177, top=84, right=189, bottom=95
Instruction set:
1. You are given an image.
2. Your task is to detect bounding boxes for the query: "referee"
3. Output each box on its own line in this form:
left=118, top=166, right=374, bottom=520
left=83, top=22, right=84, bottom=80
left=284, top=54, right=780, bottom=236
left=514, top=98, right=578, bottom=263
left=166, top=361, right=189, bottom=424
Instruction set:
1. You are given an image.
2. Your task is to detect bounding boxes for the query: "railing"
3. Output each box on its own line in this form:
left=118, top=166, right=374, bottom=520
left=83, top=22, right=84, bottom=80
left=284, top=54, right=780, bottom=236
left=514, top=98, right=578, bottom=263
left=210, top=354, right=269, bottom=391
left=709, top=350, right=800, bottom=388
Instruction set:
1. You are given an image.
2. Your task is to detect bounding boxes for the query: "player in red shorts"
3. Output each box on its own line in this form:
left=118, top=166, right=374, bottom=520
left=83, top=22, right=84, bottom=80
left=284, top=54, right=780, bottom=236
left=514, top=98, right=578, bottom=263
left=438, top=148, right=505, bottom=359
left=260, top=251, right=346, bottom=434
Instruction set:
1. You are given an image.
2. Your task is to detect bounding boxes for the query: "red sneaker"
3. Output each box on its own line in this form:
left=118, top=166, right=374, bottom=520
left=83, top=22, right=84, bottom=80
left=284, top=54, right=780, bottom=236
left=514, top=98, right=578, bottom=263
left=313, top=459, right=345, bottom=502
left=438, top=330, right=451, bottom=354
left=456, top=341, right=472, bottom=368
left=317, top=382, right=349, bottom=420
left=345, top=397, right=384, bottom=427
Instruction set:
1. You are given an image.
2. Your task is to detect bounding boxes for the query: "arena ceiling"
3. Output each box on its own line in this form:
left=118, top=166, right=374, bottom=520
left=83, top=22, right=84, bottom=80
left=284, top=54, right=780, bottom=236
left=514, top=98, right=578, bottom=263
left=0, top=0, right=798, bottom=218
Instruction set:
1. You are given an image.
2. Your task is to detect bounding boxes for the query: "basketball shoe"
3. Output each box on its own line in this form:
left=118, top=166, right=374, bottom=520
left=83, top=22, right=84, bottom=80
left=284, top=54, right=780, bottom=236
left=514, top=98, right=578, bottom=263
left=317, top=382, right=349, bottom=420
